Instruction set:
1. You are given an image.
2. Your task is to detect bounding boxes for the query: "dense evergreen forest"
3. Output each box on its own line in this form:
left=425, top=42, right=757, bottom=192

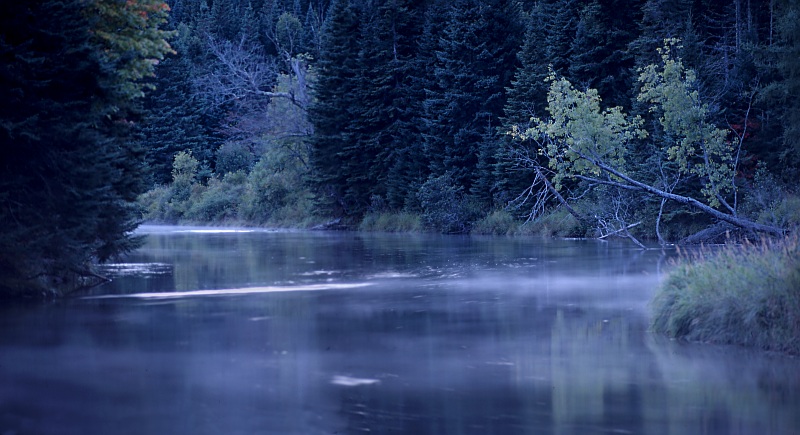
left=2, top=0, right=799, bottom=296
left=138, top=0, right=799, bottom=240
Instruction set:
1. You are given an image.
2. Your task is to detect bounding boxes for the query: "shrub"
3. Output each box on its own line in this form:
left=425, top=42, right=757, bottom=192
left=417, top=174, right=479, bottom=234
left=240, top=156, right=293, bottom=223
left=651, top=236, right=800, bottom=354
left=184, top=171, right=246, bottom=222
left=266, top=194, right=317, bottom=228
left=138, top=185, right=173, bottom=222
left=740, top=166, right=800, bottom=230
left=215, top=141, right=255, bottom=176
left=514, top=208, right=582, bottom=238
left=238, top=151, right=318, bottom=227
left=756, top=194, right=800, bottom=230
left=471, top=210, right=519, bottom=235
left=359, top=211, right=422, bottom=233
left=170, top=150, right=199, bottom=203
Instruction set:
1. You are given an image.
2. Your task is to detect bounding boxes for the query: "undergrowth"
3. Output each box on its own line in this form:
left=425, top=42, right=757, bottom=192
left=651, top=235, right=800, bottom=354
left=359, top=212, right=423, bottom=233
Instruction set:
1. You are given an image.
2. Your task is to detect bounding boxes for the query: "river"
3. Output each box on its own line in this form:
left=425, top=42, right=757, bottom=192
left=1, top=225, right=798, bottom=434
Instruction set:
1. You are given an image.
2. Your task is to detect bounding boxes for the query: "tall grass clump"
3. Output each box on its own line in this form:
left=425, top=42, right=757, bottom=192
left=513, top=208, right=583, bottom=238
left=471, top=210, right=519, bottom=235
left=359, top=211, right=422, bottom=233
left=651, top=236, right=800, bottom=354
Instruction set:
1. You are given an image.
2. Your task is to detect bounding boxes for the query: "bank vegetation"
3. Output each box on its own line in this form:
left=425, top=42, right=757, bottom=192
left=651, top=236, right=800, bottom=355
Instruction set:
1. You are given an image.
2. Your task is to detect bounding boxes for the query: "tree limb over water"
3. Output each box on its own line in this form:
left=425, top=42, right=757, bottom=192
left=510, top=40, right=785, bottom=240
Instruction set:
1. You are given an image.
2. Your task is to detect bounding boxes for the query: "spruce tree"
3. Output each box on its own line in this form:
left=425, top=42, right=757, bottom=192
left=761, top=0, right=800, bottom=173
left=355, top=0, right=426, bottom=211
left=421, top=0, right=522, bottom=204
left=0, top=0, right=173, bottom=297
left=497, top=4, right=556, bottom=203
left=309, top=0, right=362, bottom=216
left=544, top=0, right=581, bottom=76
left=141, top=24, right=221, bottom=184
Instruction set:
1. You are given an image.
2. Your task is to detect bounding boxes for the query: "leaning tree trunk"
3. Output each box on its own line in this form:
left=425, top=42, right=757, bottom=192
left=592, top=159, right=785, bottom=236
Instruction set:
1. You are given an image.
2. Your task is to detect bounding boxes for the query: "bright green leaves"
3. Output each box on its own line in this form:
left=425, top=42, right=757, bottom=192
left=514, top=41, right=735, bottom=208
left=514, top=72, right=646, bottom=190
left=91, top=0, right=175, bottom=103
left=637, top=39, right=734, bottom=206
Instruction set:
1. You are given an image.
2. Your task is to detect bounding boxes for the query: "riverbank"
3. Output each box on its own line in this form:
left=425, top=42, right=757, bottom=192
left=650, top=236, right=800, bottom=355
left=140, top=206, right=587, bottom=239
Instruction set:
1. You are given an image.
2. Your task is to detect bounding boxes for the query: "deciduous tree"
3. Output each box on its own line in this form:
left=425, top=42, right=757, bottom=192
left=511, top=41, right=784, bottom=240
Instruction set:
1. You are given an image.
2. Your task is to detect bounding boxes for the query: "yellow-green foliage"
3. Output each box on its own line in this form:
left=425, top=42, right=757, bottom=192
left=512, top=71, right=645, bottom=190
left=637, top=39, right=734, bottom=206
left=91, top=0, right=175, bottom=99
left=651, top=237, right=800, bottom=354
left=512, top=40, right=736, bottom=208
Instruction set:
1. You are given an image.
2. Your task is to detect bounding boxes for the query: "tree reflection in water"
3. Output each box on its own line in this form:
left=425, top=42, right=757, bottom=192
left=0, top=227, right=797, bottom=434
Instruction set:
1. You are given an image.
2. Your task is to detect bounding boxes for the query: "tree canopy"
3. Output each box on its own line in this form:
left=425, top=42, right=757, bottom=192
left=512, top=41, right=785, bottom=241
left=0, top=0, right=173, bottom=297
left=4, top=0, right=797, bottom=298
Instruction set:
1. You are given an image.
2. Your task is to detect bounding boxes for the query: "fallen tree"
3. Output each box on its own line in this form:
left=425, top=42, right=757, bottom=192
left=510, top=40, right=785, bottom=242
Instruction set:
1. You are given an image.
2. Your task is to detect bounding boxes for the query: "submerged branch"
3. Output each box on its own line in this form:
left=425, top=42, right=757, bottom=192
left=598, top=221, right=642, bottom=239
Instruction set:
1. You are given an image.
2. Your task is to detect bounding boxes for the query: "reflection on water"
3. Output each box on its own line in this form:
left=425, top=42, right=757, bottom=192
left=0, top=226, right=798, bottom=435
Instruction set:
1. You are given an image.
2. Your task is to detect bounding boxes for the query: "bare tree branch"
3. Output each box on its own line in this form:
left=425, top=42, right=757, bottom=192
left=198, top=34, right=306, bottom=110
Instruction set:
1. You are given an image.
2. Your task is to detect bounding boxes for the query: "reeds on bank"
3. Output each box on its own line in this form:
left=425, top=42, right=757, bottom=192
left=651, top=235, right=800, bottom=354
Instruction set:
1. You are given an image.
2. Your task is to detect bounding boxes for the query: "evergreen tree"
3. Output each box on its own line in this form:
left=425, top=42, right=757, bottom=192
left=210, top=0, right=244, bottom=40
left=417, top=0, right=450, bottom=185
left=544, top=0, right=581, bottom=76
left=421, top=0, right=522, bottom=204
left=568, top=0, right=639, bottom=108
left=497, top=5, right=552, bottom=203
left=309, top=0, right=362, bottom=216
left=761, top=0, right=800, bottom=174
left=504, top=5, right=551, bottom=126
left=380, top=0, right=429, bottom=209
left=141, top=24, right=221, bottom=184
left=0, top=0, right=173, bottom=297
left=630, top=0, right=697, bottom=69
left=356, top=0, right=426, bottom=210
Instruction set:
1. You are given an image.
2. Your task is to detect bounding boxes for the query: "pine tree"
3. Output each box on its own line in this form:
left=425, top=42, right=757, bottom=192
left=309, top=0, right=362, bottom=216
left=0, top=0, right=173, bottom=297
left=421, top=0, right=522, bottom=204
left=497, top=5, right=552, bottom=203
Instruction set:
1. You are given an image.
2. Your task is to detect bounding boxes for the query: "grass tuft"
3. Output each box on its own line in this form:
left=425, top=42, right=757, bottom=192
left=359, top=212, right=423, bottom=233
left=651, top=236, right=800, bottom=354
left=471, top=210, right=519, bottom=235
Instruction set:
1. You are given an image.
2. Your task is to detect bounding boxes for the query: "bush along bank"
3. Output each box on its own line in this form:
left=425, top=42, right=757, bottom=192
left=650, top=236, right=800, bottom=355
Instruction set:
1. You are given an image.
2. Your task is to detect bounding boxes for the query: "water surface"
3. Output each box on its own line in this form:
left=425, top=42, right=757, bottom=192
left=1, top=226, right=798, bottom=434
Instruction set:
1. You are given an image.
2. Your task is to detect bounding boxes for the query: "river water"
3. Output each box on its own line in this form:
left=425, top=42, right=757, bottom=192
left=1, top=226, right=798, bottom=434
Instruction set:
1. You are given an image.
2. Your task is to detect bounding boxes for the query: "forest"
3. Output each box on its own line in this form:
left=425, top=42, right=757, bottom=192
left=1, top=0, right=799, bottom=296
left=137, top=0, right=799, bottom=241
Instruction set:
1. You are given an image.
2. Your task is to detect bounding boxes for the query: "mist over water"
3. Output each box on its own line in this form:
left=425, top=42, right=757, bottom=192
left=1, top=226, right=798, bottom=434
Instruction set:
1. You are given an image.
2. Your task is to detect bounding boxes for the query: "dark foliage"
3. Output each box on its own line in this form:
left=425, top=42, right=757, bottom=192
left=140, top=0, right=799, bottom=237
left=0, top=0, right=170, bottom=297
